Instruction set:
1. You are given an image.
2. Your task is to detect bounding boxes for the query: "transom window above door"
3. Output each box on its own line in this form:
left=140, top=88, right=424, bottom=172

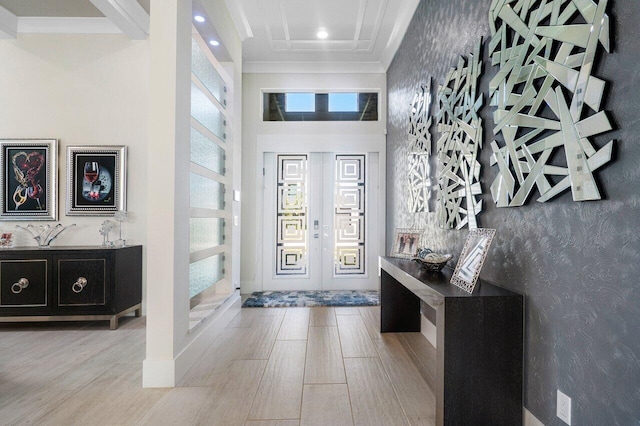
left=263, top=92, right=379, bottom=121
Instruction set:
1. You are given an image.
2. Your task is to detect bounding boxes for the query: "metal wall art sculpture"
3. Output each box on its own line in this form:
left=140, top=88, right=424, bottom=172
left=407, top=81, right=432, bottom=213
left=488, top=0, right=614, bottom=206
left=436, top=39, right=484, bottom=230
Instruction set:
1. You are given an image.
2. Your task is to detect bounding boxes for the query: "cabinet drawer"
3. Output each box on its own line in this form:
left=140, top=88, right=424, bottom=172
left=0, top=259, right=48, bottom=307
left=58, top=259, right=107, bottom=306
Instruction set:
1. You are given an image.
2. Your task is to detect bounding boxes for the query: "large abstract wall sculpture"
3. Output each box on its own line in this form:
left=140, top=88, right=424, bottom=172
left=436, top=39, right=484, bottom=230
left=407, top=81, right=432, bottom=213
left=489, top=0, right=614, bottom=206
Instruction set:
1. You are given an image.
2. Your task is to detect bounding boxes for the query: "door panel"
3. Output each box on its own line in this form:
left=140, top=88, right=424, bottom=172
left=263, top=152, right=378, bottom=291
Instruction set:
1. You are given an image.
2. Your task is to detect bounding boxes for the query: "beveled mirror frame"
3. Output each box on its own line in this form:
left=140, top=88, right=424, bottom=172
left=450, top=228, right=496, bottom=293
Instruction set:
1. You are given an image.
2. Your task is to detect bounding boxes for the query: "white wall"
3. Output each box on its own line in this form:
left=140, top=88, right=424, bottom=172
left=241, top=73, right=387, bottom=293
left=0, top=34, right=149, bottom=287
left=143, top=0, right=243, bottom=387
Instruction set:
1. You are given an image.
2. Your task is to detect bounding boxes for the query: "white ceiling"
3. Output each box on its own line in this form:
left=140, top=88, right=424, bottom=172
left=0, top=0, right=150, bottom=16
left=0, top=0, right=418, bottom=73
left=0, top=0, right=150, bottom=40
left=227, top=0, right=420, bottom=73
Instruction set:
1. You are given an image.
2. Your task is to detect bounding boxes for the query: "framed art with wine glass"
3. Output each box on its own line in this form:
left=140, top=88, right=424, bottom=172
left=66, top=146, right=126, bottom=216
left=0, top=139, right=58, bottom=221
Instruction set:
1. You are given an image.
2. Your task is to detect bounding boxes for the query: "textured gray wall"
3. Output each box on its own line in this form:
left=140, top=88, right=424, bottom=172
left=386, top=0, right=640, bottom=424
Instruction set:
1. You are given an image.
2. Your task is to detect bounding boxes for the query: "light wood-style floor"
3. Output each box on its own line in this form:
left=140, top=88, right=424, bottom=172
left=0, top=305, right=437, bottom=425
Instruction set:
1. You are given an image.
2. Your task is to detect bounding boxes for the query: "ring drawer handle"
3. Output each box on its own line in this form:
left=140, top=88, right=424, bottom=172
left=11, top=278, right=29, bottom=294
left=72, top=277, right=88, bottom=293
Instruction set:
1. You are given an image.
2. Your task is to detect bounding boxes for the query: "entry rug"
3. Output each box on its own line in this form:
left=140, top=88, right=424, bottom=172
left=242, top=290, right=379, bottom=308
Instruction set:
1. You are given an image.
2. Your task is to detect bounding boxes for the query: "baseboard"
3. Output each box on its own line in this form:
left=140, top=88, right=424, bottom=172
left=174, top=292, right=241, bottom=383
left=142, top=292, right=241, bottom=388
left=240, top=280, right=256, bottom=294
left=142, top=358, right=176, bottom=388
left=524, top=407, right=545, bottom=426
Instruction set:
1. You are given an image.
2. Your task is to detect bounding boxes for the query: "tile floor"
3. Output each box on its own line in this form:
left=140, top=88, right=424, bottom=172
left=0, top=304, right=437, bottom=425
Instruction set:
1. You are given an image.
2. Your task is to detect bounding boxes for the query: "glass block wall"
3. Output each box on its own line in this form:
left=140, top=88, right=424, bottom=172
left=189, top=35, right=229, bottom=299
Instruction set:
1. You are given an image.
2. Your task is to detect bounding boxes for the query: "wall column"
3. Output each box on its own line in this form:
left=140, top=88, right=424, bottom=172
left=143, top=0, right=192, bottom=388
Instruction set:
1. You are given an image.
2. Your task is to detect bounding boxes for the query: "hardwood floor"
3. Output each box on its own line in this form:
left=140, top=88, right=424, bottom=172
left=0, top=304, right=436, bottom=425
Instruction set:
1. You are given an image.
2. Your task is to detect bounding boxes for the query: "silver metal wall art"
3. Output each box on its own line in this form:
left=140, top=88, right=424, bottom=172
left=407, top=81, right=432, bottom=213
left=488, top=0, right=614, bottom=206
left=436, top=39, right=484, bottom=230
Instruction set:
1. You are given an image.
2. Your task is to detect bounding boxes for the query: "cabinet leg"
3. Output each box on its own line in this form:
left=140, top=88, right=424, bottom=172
left=135, top=307, right=142, bottom=317
left=110, top=316, right=118, bottom=330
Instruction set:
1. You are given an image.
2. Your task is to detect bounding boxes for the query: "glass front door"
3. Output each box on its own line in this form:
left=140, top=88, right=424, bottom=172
left=262, top=152, right=379, bottom=291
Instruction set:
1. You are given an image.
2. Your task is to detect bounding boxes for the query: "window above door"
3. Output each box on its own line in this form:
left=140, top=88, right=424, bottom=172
left=263, top=92, right=379, bottom=121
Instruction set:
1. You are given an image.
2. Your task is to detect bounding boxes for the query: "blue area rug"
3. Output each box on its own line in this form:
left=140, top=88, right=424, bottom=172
left=242, top=290, right=379, bottom=308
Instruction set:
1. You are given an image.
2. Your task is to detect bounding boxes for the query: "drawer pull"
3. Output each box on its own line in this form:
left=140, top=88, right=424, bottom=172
left=72, top=277, right=88, bottom=293
left=11, top=278, right=29, bottom=294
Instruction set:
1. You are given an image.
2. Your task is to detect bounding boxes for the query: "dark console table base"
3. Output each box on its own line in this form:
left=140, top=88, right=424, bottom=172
left=0, top=303, right=142, bottom=330
left=380, top=256, right=523, bottom=426
left=0, top=246, right=143, bottom=330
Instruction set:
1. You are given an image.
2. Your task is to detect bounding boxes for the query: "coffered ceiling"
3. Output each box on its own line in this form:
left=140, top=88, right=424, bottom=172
left=0, top=0, right=419, bottom=73
left=226, top=0, right=420, bottom=73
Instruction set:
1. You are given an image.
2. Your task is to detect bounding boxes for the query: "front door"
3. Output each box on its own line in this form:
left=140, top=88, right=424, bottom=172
left=262, top=152, right=379, bottom=291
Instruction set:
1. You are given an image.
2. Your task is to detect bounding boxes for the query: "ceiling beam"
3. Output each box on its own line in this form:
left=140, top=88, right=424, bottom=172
left=0, top=5, right=18, bottom=39
left=89, top=0, right=149, bottom=39
left=223, top=0, right=253, bottom=41
left=380, top=0, right=420, bottom=70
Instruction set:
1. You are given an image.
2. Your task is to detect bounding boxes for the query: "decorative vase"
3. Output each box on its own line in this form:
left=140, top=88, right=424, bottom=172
left=16, top=224, right=76, bottom=248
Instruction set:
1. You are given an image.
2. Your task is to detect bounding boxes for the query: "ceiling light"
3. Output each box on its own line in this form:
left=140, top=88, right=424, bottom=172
left=317, top=30, right=328, bottom=39
left=194, top=15, right=205, bottom=23
left=209, top=40, right=220, bottom=46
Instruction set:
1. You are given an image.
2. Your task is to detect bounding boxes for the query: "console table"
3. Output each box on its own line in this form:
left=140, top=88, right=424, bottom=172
left=380, top=256, right=523, bottom=426
left=0, top=245, right=142, bottom=329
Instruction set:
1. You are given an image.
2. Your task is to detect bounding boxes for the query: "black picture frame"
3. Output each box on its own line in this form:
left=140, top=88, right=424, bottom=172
left=66, top=146, right=126, bottom=216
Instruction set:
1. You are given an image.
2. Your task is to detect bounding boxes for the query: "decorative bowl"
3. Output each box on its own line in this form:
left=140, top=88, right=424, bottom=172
left=412, top=252, right=453, bottom=272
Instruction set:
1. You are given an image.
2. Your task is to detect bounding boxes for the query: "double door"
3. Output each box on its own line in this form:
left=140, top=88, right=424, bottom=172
left=263, top=152, right=379, bottom=291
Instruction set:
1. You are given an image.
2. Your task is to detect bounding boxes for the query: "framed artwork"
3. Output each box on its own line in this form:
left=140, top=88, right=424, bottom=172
left=451, top=228, right=496, bottom=293
left=0, top=139, right=58, bottom=221
left=66, top=146, right=127, bottom=216
left=390, top=228, right=422, bottom=258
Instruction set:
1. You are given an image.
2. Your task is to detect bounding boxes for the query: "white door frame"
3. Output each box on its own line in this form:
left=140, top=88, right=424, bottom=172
left=255, top=134, right=386, bottom=292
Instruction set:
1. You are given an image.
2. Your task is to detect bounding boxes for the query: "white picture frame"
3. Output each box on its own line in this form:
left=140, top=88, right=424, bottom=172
left=450, top=228, right=496, bottom=293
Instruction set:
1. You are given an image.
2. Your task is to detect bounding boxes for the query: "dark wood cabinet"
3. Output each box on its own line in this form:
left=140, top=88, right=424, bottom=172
left=0, top=246, right=142, bottom=329
left=380, top=256, right=524, bottom=426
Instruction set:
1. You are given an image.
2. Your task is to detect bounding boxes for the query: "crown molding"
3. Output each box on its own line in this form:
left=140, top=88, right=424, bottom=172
left=17, top=17, right=121, bottom=34
left=224, top=0, right=253, bottom=41
left=0, top=5, right=18, bottom=38
left=380, top=0, right=420, bottom=70
left=89, top=0, right=149, bottom=39
left=243, top=61, right=386, bottom=74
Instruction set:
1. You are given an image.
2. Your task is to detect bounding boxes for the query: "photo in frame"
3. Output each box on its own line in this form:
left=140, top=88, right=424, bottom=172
left=0, top=139, right=58, bottom=221
left=390, top=228, right=422, bottom=258
left=66, top=146, right=126, bottom=216
left=451, top=228, right=496, bottom=293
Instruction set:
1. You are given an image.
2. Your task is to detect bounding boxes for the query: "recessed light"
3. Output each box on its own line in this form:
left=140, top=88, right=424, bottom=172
left=317, top=30, right=328, bottom=39
left=209, top=40, right=220, bottom=46
left=194, top=15, right=205, bottom=23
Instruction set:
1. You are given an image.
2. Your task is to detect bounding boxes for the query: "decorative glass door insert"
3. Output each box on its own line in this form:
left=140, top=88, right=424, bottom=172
left=334, top=155, right=366, bottom=275
left=276, top=155, right=308, bottom=276
left=264, top=152, right=378, bottom=291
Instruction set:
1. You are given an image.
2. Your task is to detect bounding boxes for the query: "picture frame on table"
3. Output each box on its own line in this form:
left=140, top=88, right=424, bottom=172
left=390, top=228, right=422, bottom=258
left=0, top=139, right=58, bottom=221
left=66, top=146, right=126, bottom=216
left=450, top=228, right=496, bottom=293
